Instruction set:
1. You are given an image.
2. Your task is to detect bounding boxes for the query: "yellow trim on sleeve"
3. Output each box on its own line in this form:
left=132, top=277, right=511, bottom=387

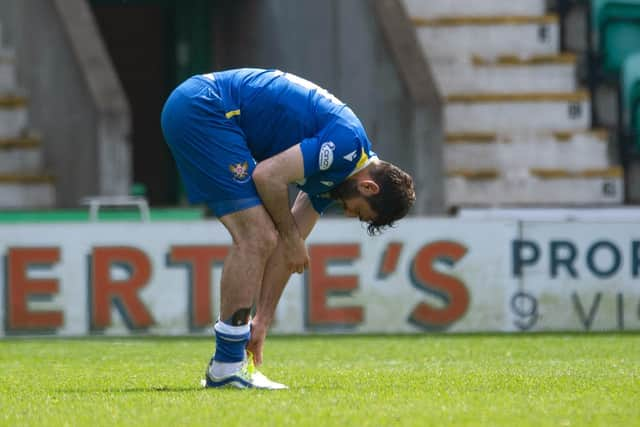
left=348, top=149, right=376, bottom=177
left=225, top=109, right=241, bottom=119
left=355, top=150, right=369, bottom=170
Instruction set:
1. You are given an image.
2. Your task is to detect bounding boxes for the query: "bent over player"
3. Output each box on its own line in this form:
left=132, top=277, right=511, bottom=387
left=161, top=68, right=415, bottom=389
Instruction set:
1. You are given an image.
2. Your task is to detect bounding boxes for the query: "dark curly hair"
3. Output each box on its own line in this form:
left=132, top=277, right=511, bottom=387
left=331, top=161, right=415, bottom=235
left=364, top=161, right=415, bottom=235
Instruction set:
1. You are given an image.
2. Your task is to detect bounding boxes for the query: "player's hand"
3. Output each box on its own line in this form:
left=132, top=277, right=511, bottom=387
left=282, top=233, right=309, bottom=274
left=247, top=319, right=268, bottom=366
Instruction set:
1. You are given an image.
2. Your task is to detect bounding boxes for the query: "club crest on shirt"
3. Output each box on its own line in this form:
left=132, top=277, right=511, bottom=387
left=319, top=141, right=335, bottom=171
left=229, top=161, right=250, bottom=183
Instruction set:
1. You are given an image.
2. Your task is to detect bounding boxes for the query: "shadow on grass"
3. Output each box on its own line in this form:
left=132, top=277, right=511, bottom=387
left=53, top=385, right=289, bottom=394
left=54, top=386, right=203, bottom=394
left=54, top=385, right=325, bottom=393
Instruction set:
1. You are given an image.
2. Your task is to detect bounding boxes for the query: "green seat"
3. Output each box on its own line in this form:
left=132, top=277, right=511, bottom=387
left=592, top=0, right=640, bottom=74
left=622, top=51, right=640, bottom=150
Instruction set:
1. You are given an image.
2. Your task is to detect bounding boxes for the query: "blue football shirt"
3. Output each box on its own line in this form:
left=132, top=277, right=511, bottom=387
left=212, top=68, right=377, bottom=212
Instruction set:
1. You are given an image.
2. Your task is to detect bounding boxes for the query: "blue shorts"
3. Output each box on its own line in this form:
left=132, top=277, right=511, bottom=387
left=160, top=75, right=262, bottom=217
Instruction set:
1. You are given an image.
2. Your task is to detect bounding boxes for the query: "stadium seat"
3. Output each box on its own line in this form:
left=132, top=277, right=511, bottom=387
left=621, top=51, right=640, bottom=151
left=591, top=0, right=640, bottom=75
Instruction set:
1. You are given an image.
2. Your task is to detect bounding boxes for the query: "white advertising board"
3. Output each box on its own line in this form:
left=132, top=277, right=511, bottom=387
left=0, top=218, right=637, bottom=336
left=516, top=222, right=640, bottom=332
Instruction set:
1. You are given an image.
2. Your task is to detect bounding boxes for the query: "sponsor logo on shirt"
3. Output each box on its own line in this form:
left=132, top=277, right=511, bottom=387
left=319, top=141, right=335, bottom=171
left=229, top=161, right=251, bottom=183
left=320, top=180, right=334, bottom=187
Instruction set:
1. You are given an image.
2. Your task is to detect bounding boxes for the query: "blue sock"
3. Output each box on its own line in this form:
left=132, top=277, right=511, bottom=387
left=213, top=321, right=250, bottom=363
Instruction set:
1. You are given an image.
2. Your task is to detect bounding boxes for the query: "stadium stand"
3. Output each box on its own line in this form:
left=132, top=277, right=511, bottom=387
left=580, top=0, right=640, bottom=201
left=0, top=22, right=55, bottom=208
left=403, top=0, right=623, bottom=207
left=591, top=0, right=640, bottom=75
left=621, top=51, right=640, bottom=152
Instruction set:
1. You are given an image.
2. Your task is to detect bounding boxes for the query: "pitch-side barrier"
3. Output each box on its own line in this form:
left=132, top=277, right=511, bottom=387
left=0, top=216, right=638, bottom=336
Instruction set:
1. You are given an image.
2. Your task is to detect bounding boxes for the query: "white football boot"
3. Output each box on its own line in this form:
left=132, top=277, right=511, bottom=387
left=202, top=351, right=288, bottom=390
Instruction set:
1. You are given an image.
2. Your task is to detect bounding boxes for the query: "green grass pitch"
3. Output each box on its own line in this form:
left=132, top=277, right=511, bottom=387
left=1, top=334, right=639, bottom=426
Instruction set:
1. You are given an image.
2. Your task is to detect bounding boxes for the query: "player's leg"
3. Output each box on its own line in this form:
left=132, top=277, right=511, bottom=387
left=207, top=205, right=277, bottom=376
left=205, top=202, right=292, bottom=389
left=248, top=192, right=320, bottom=365
left=218, top=206, right=277, bottom=322
left=203, top=207, right=287, bottom=389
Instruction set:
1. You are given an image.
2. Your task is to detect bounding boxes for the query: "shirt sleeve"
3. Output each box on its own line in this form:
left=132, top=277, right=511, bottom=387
left=298, top=122, right=369, bottom=214
left=299, top=124, right=361, bottom=179
left=299, top=136, right=323, bottom=179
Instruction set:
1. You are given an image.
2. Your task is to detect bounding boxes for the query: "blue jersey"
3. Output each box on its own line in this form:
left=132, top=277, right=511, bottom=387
left=212, top=68, right=377, bottom=212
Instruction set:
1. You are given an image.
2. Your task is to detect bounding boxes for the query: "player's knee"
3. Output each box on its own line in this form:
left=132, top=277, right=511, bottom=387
left=238, top=224, right=278, bottom=259
left=256, top=226, right=278, bottom=255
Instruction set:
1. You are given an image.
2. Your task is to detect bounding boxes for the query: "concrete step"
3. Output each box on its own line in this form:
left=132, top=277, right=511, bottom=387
left=446, top=167, right=623, bottom=207
left=0, top=135, right=43, bottom=174
left=445, top=130, right=609, bottom=171
left=413, top=15, right=560, bottom=64
left=0, top=174, right=55, bottom=208
left=402, top=0, right=546, bottom=19
left=432, top=54, right=577, bottom=95
left=445, top=91, right=591, bottom=133
left=0, top=95, right=28, bottom=138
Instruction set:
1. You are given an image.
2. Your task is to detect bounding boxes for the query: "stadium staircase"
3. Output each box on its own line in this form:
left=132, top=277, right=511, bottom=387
left=0, top=22, right=55, bottom=208
left=402, top=0, right=624, bottom=208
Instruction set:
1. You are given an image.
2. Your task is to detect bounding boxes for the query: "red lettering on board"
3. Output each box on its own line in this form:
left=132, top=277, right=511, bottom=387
left=6, top=247, right=63, bottom=331
left=90, top=246, right=154, bottom=330
left=168, top=245, right=229, bottom=328
left=409, top=241, right=469, bottom=330
left=378, top=242, right=403, bottom=278
left=307, top=244, right=363, bottom=326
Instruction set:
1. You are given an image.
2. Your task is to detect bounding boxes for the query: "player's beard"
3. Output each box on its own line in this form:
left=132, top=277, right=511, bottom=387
left=330, top=177, right=360, bottom=203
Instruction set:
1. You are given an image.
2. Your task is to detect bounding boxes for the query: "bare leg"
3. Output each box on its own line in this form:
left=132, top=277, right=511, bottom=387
left=218, top=205, right=278, bottom=322
left=208, top=205, right=277, bottom=377
left=204, top=206, right=291, bottom=389
left=248, top=193, right=320, bottom=364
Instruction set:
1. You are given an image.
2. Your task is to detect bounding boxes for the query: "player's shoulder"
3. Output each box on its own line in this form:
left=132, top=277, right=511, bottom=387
left=216, top=67, right=272, bottom=77
left=214, top=68, right=282, bottom=90
left=323, top=111, right=371, bottom=150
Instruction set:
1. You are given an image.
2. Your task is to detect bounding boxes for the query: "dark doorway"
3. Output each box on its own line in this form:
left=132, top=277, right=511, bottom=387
left=90, top=0, right=212, bottom=205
